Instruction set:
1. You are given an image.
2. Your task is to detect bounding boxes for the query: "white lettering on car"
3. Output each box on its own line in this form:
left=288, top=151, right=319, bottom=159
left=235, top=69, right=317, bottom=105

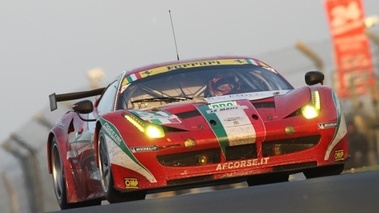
left=216, top=158, right=270, bottom=171
left=103, top=122, right=122, bottom=146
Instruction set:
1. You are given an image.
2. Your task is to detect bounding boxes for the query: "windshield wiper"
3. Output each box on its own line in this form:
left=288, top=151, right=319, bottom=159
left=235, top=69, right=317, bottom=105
left=131, top=96, right=193, bottom=104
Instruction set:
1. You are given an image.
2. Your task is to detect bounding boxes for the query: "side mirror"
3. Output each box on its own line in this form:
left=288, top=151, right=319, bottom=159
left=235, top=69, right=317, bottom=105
left=72, top=100, right=94, bottom=114
left=305, top=71, right=324, bottom=85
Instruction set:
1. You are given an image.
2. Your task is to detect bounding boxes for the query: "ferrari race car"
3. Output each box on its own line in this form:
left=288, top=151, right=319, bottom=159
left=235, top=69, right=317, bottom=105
left=46, top=56, right=348, bottom=209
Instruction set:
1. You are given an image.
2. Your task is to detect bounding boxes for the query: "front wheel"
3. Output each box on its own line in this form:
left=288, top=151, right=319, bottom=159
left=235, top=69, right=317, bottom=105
left=98, top=128, right=146, bottom=203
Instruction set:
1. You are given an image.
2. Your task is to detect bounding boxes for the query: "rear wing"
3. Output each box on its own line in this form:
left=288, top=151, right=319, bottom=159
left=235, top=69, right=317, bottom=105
left=49, top=87, right=105, bottom=111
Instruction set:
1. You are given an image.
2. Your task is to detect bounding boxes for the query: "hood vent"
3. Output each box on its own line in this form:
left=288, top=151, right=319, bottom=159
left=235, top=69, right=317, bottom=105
left=252, top=102, right=275, bottom=108
left=175, top=110, right=201, bottom=119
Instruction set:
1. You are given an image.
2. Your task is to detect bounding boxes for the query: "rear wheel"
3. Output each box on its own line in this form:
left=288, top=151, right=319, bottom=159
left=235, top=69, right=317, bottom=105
left=303, top=164, right=345, bottom=179
left=51, top=138, right=101, bottom=209
left=98, top=128, right=146, bottom=203
left=51, top=138, right=70, bottom=209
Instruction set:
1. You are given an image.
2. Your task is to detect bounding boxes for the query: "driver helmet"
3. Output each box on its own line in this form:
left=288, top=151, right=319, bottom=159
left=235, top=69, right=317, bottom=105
left=207, top=74, right=240, bottom=96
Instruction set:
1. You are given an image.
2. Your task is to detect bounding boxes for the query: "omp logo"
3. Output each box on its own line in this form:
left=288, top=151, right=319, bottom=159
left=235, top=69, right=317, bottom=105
left=334, top=150, right=344, bottom=161
left=103, top=122, right=122, bottom=146
left=124, top=178, right=139, bottom=189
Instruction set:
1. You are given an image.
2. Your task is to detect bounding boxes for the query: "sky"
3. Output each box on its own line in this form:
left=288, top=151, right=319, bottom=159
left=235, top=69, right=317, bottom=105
left=1, top=0, right=379, bottom=143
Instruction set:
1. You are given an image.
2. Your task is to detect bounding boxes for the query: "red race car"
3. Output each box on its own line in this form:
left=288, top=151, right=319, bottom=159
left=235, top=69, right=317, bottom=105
left=46, top=56, right=348, bottom=209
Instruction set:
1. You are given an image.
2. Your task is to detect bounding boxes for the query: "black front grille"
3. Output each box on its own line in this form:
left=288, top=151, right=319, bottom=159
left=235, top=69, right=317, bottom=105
left=167, top=175, right=214, bottom=186
left=175, top=110, right=201, bottom=119
left=252, top=102, right=275, bottom=108
left=273, top=162, right=317, bottom=172
left=157, top=148, right=220, bottom=167
left=225, top=143, right=257, bottom=161
left=262, top=135, right=321, bottom=157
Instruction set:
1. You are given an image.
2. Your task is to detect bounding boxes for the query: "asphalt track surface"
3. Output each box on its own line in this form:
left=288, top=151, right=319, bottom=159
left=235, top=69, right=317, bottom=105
left=47, top=170, right=379, bottom=213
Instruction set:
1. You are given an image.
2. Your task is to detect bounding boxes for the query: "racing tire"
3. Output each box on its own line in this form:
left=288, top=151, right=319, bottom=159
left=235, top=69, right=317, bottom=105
left=51, top=138, right=101, bottom=209
left=98, top=128, right=146, bottom=203
left=303, top=164, right=345, bottom=179
left=247, top=173, right=288, bottom=187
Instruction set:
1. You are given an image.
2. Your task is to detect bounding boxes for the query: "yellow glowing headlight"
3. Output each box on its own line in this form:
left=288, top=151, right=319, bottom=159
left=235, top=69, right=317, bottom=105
left=125, top=114, right=165, bottom=138
left=145, top=124, right=165, bottom=138
left=302, top=105, right=319, bottom=119
left=301, top=91, right=320, bottom=119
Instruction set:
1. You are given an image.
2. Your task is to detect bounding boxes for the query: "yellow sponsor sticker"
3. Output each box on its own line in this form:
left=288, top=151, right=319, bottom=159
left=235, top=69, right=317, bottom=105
left=139, top=59, right=249, bottom=78
left=124, top=178, right=139, bottom=189
left=334, top=149, right=344, bottom=161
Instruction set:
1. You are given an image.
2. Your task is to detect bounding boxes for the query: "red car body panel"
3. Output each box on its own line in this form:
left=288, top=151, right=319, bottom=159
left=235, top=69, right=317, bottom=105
left=101, top=87, right=347, bottom=191
left=46, top=56, right=348, bottom=206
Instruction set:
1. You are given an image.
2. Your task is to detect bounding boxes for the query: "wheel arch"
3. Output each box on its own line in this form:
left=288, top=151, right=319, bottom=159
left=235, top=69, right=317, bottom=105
left=94, top=121, right=103, bottom=167
left=47, top=132, right=57, bottom=174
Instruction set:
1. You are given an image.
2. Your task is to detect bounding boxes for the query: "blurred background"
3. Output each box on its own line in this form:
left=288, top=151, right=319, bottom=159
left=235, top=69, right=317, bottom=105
left=1, top=0, right=379, bottom=212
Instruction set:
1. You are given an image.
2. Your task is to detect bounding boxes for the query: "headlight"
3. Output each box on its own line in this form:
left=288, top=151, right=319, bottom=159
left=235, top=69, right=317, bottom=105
left=125, top=114, right=165, bottom=138
left=145, top=124, right=165, bottom=138
left=301, top=90, right=320, bottom=119
left=302, top=105, right=319, bottom=119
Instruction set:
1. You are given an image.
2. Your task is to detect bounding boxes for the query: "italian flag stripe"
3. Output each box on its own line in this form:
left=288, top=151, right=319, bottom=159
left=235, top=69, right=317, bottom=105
left=197, top=105, right=229, bottom=156
left=99, top=118, right=157, bottom=182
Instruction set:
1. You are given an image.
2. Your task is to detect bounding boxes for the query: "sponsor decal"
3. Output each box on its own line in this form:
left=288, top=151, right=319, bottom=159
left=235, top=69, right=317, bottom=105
left=198, top=102, right=257, bottom=155
left=251, top=59, right=277, bottom=73
left=122, top=58, right=277, bottom=87
left=166, top=60, right=222, bottom=70
left=221, top=117, right=243, bottom=125
left=334, top=149, right=345, bottom=161
left=208, top=101, right=247, bottom=113
left=324, top=91, right=347, bottom=160
left=131, top=110, right=181, bottom=124
left=220, top=171, right=253, bottom=178
left=102, top=122, right=123, bottom=146
left=204, top=90, right=290, bottom=104
left=138, top=59, right=250, bottom=78
left=208, top=106, right=242, bottom=113
left=125, top=73, right=140, bottom=83
left=121, top=59, right=267, bottom=85
left=57, top=120, right=65, bottom=129
left=99, top=118, right=157, bottom=183
left=130, top=146, right=159, bottom=153
left=209, top=101, right=237, bottom=109
left=124, top=178, right=139, bottom=189
left=318, top=122, right=337, bottom=129
left=216, top=158, right=269, bottom=171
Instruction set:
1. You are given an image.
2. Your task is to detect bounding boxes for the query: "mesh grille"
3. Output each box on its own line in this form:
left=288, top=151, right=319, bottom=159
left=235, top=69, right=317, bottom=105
left=157, top=148, right=220, bottom=167
left=225, top=143, right=257, bottom=161
left=262, top=135, right=321, bottom=157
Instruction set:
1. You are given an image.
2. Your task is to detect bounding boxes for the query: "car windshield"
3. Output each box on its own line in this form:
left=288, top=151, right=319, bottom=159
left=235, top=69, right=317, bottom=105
left=119, top=64, right=293, bottom=109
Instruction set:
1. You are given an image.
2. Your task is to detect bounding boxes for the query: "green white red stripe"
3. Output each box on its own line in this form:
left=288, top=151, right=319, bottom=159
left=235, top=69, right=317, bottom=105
left=99, top=118, right=157, bottom=183
left=197, top=101, right=256, bottom=156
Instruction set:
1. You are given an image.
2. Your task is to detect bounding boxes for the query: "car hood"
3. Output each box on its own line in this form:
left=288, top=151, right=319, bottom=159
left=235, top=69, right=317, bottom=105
left=129, top=87, right=311, bottom=129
